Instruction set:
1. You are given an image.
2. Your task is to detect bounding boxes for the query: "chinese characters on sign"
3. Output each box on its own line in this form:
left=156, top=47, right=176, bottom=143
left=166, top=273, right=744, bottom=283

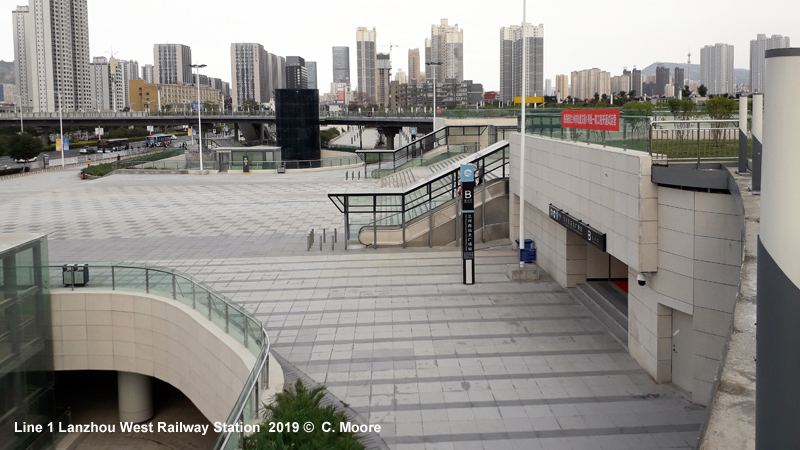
left=549, top=204, right=607, bottom=251
left=561, top=109, right=620, bottom=132
left=461, top=164, right=476, bottom=284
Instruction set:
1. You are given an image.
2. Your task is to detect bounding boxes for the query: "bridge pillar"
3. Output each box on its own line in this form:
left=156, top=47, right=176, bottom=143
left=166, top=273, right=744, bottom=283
left=37, top=127, right=51, bottom=147
left=378, top=126, right=401, bottom=150
left=118, top=371, right=153, bottom=423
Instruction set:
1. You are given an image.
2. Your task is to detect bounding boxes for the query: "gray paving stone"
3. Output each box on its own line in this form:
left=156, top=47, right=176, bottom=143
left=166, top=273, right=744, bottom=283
left=0, top=169, right=705, bottom=449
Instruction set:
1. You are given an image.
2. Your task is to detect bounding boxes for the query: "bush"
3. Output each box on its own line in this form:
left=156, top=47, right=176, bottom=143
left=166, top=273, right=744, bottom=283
left=84, top=163, right=114, bottom=177
left=245, top=379, right=364, bottom=450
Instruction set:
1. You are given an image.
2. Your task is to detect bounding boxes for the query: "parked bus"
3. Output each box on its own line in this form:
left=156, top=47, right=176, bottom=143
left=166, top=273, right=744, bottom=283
left=145, top=134, right=173, bottom=147
left=97, top=138, right=129, bottom=152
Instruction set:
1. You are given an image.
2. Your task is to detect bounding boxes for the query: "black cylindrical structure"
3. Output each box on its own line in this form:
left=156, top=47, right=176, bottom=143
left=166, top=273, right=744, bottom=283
left=275, top=89, right=320, bottom=162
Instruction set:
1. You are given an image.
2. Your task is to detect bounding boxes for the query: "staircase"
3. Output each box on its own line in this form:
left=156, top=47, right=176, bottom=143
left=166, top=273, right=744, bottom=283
left=568, top=282, right=628, bottom=348
left=428, top=153, right=471, bottom=174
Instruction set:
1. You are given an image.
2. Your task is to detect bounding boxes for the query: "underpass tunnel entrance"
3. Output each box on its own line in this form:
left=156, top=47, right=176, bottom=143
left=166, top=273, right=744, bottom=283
left=570, top=242, right=630, bottom=348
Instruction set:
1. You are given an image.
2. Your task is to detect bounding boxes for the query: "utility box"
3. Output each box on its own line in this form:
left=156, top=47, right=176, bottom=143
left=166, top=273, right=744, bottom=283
left=62, top=264, right=89, bottom=286
left=277, top=162, right=286, bottom=174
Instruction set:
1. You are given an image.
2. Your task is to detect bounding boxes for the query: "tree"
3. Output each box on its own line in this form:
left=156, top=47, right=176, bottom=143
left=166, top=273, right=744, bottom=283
left=704, top=96, right=737, bottom=147
left=4, top=132, right=42, bottom=164
left=622, top=101, right=654, bottom=140
left=697, top=84, right=708, bottom=97
left=667, top=99, right=696, bottom=120
left=667, top=99, right=697, bottom=141
left=241, top=99, right=259, bottom=112
left=681, top=85, right=692, bottom=99
left=593, top=92, right=600, bottom=103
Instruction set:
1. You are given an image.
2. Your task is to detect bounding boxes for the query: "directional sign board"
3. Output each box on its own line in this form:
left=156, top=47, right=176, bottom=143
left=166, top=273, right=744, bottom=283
left=549, top=204, right=606, bottom=251
left=461, top=164, right=476, bottom=285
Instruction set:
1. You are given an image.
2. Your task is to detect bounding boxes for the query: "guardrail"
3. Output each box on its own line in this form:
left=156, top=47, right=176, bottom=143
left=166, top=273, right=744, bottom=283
left=357, top=125, right=495, bottom=179
left=649, top=119, right=743, bottom=164
left=53, top=264, right=270, bottom=450
left=329, top=140, right=509, bottom=249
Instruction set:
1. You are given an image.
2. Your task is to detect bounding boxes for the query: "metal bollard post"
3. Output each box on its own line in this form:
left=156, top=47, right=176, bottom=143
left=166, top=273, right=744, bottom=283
left=323, top=228, right=326, bottom=243
left=346, top=171, right=349, bottom=180
left=319, top=239, right=322, bottom=251
left=332, top=240, right=335, bottom=250
left=358, top=172, right=361, bottom=180
left=334, top=228, right=337, bottom=243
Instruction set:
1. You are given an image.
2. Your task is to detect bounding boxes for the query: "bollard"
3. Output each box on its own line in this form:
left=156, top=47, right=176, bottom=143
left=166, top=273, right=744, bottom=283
left=346, top=171, right=349, bottom=180
left=334, top=228, right=337, bottom=243
left=332, top=240, right=335, bottom=250
left=323, top=228, right=326, bottom=243
left=358, top=172, right=361, bottom=180
left=320, top=240, right=322, bottom=251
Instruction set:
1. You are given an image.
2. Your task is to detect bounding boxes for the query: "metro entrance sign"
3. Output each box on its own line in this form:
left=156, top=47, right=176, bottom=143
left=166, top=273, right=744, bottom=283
left=561, top=109, right=620, bottom=131
left=461, top=164, right=476, bottom=285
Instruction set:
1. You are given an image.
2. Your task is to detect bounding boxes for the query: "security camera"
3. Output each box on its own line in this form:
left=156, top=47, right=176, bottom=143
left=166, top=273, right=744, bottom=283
left=637, top=273, right=646, bottom=286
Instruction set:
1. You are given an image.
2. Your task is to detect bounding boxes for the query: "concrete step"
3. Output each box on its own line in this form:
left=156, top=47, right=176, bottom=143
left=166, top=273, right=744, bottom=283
left=581, top=283, right=628, bottom=329
left=568, top=285, right=628, bottom=348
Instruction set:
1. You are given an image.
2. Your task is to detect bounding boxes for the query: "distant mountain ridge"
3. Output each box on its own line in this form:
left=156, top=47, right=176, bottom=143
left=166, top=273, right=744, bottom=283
left=0, top=60, right=14, bottom=85
left=638, top=62, right=749, bottom=86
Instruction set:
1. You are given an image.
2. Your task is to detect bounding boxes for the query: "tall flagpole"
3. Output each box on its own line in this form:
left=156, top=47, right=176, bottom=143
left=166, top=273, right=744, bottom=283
left=517, top=0, right=527, bottom=267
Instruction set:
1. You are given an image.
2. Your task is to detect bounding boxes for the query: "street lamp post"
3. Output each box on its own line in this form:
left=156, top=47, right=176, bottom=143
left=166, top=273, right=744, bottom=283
left=518, top=0, right=528, bottom=267
left=426, top=61, right=443, bottom=132
left=190, top=64, right=207, bottom=170
left=57, top=91, right=65, bottom=167
left=10, top=93, right=24, bottom=133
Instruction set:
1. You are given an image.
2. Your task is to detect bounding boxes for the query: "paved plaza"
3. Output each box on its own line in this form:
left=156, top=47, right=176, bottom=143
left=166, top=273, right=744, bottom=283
left=0, top=167, right=705, bottom=449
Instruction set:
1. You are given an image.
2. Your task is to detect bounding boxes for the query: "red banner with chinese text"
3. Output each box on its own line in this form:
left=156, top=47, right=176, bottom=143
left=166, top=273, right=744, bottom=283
left=561, top=109, right=620, bottom=131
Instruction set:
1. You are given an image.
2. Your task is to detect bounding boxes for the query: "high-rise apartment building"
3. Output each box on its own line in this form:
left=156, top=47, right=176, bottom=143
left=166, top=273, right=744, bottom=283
left=89, top=56, right=124, bottom=111
left=12, top=0, right=92, bottom=112
left=332, top=46, right=350, bottom=83
left=555, top=74, right=569, bottom=100
left=408, top=48, right=421, bottom=83
left=610, top=75, right=630, bottom=96
left=376, top=53, right=391, bottom=107
left=570, top=68, right=610, bottom=100
left=230, top=43, right=281, bottom=109
left=142, top=64, right=154, bottom=84
left=117, top=59, right=139, bottom=108
left=655, top=64, right=670, bottom=97
left=356, top=26, right=377, bottom=103
left=396, top=69, right=407, bottom=84
left=306, top=61, right=317, bottom=90
left=499, top=23, right=544, bottom=102
left=426, top=19, right=463, bottom=83
left=750, top=34, right=791, bottom=93
left=153, top=44, right=192, bottom=85
left=674, top=67, right=685, bottom=98
left=286, top=56, right=308, bottom=90
left=700, top=43, right=734, bottom=95
left=631, top=68, right=642, bottom=97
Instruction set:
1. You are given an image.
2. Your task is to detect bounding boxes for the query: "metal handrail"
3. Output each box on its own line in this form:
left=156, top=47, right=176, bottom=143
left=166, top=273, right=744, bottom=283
left=328, top=140, right=509, bottom=249
left=52, top=263, right=270, bottom=449
left=357, top=125, right=491, bottom=179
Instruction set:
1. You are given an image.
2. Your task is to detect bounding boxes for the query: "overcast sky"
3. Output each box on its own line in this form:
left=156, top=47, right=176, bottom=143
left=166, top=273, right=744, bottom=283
left=1, top=0, right=797, bottom=92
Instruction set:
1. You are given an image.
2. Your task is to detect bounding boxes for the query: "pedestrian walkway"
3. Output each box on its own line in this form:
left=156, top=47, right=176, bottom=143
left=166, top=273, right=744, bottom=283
left=0, top=167, right=704, bottom=449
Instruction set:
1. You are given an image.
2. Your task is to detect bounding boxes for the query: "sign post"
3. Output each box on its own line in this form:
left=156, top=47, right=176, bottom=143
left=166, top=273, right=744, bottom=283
left=461, top=164, right=476, bottom=284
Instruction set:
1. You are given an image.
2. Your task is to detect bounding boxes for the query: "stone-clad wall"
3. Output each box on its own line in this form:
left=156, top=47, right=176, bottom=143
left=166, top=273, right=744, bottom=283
left=628, top=188, right=743, bottom=405
left=508, top=133, right=656, bottom=288
left=51, top=290, right=256, bottom=424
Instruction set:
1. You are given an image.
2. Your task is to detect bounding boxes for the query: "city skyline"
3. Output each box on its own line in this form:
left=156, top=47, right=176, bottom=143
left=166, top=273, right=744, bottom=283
left=1, top=0, right=797, bottom=95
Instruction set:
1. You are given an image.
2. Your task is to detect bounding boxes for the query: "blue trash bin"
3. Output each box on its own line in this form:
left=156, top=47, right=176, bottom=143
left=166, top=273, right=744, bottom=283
left=515, top=239, right=534, bottom=250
